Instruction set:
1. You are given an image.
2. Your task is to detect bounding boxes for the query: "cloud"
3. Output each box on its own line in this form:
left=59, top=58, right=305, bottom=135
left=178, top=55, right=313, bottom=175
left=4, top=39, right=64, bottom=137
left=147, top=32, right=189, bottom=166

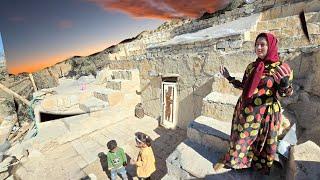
left=8, top=16, right=25, bottom=22
left=58, top=20, right=73, bottom=29
left=89, top=0, right=230, bottom=19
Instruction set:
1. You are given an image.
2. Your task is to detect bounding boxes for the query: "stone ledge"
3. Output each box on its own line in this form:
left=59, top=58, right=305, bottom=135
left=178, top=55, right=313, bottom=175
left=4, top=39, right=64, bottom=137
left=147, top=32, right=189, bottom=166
left=187, top=116, right=231, bottom=152
left=79, top=97, right=109, bottom=113
left=203, top=91, right=238, bottom=106
left=166, top=139, right=284, bottom=179
left=111, top=70, right=132, bottom=80
left=287, top=140, right=320, bottom=180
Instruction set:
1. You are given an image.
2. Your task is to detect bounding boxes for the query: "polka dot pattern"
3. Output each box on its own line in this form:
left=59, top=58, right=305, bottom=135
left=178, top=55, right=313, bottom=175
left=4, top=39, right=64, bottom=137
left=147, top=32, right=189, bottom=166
left=223, top=62, right=293, bottom=175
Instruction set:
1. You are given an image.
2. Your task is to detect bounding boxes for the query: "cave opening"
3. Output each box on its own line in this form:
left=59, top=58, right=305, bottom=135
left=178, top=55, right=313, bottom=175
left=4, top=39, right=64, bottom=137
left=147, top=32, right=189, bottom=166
left=40, top=112, right=84, bottom=122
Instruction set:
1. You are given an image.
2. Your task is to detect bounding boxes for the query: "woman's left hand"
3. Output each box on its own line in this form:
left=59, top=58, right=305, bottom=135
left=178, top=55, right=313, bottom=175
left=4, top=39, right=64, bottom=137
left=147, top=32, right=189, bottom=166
left=273, top=63, right=292, bottom=84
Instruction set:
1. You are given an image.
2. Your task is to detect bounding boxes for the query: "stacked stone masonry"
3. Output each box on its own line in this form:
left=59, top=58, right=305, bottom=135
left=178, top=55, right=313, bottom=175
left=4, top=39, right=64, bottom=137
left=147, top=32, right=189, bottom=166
left=0, top=0, right=320, bottom=179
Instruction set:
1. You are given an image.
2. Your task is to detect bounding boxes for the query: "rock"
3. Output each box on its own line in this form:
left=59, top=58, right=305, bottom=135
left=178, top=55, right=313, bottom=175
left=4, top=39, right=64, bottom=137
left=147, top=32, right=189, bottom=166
left=167, top=140, right=284, bottom=179
left=0, top=140, right=11, bottom=154
left=216, top=41, right=229, bottom=49
left=201, top=92, right=238, bottom=122
left=0, top=156, right=14, bottom=172
left=229, top=40, right=242, bottom=49
left=161, top=174, right=179, bottom=180
left=187, top=116, right=231, bottom=152
left=287, top=141, right=320, bottom=180
left=33, top=68, right=59, bottom=89
left=111, top=70, right=132, bottom=80
left=0, top=66, right=8, bottom=82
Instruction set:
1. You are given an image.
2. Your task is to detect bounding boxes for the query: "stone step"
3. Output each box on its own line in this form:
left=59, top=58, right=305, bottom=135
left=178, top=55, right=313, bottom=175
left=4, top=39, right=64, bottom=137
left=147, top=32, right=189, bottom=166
left=187, top=115, right=231, bottom=152
left=39, top=86, right=123, bottom=114
left=211, top=73, right=243, bottom=96
left=105, top=80, right=122, bottom=90
left=111, top=70, right=132, bottom=80
left=161, top=174, right=179, bottom=180
left=106, top=79, right=139, bottom=93
left=96, top=69, right=140, bottom=85
left=93, top=89, right=124, bottom=107
left=166, top=140, right=285, bottom=179
left=201, top=92, right=238, bottom=122
left=287, top=141, right=320, bottom=180
left=79, top=97, right=108, bottom=113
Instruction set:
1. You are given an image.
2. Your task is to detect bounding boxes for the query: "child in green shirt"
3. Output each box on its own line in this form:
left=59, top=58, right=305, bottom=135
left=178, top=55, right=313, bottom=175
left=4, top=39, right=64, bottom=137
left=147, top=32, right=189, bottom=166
left=106, top=140, right=128, bottom=180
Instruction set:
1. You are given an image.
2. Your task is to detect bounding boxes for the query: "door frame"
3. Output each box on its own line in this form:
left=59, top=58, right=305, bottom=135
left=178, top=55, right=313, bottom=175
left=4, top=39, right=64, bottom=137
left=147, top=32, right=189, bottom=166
left=161, top=81, right=178, bottom=129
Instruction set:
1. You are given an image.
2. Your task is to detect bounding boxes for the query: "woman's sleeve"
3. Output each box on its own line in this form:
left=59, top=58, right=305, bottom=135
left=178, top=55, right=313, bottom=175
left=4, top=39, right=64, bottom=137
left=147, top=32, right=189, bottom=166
left=277, top=69, right=294, bottom=97
left=228, top=63, right=253, bottom=90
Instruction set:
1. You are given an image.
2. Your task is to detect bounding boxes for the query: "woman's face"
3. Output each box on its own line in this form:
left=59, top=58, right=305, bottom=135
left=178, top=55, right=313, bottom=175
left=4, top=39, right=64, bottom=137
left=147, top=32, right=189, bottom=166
left=255, top=37, right=268, bottom=59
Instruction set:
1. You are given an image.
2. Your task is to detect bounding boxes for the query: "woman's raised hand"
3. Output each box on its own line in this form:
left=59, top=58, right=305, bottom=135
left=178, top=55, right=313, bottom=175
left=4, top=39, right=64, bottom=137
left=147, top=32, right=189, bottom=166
left=273, top=63, right=292, bottom=84
left=220, top=65, right=230, bottom=79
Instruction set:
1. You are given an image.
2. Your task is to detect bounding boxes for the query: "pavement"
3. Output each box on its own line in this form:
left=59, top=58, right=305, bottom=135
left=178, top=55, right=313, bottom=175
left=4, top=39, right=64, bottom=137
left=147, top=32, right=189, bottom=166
left=5, top=105, right=186, bottom=180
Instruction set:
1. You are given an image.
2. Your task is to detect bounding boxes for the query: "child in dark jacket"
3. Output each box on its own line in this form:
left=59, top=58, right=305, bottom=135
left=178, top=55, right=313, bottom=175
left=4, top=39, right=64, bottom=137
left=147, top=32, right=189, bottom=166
left=106, top=140, right=128, bottom=180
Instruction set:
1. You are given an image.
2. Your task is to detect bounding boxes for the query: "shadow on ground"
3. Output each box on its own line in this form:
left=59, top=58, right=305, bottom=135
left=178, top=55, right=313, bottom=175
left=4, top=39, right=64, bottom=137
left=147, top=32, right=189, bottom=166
left=95, top=152, right=135, bottom=180
left=151, top=126, right=187, bottom=179
left=181, top=140, right=285, bottom=180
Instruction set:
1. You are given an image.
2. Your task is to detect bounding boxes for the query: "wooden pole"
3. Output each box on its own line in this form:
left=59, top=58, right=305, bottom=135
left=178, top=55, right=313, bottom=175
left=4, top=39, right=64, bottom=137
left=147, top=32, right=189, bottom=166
left=0, top=83, right=31, bottom=107
left=28, top=73, right=38, bottom=92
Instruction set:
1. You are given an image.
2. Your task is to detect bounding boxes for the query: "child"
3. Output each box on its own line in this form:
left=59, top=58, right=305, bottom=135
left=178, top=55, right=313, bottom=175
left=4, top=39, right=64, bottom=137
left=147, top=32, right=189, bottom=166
left=106, top=140, right=128, bottom=180
left=130, top=132, right=156, bottom=180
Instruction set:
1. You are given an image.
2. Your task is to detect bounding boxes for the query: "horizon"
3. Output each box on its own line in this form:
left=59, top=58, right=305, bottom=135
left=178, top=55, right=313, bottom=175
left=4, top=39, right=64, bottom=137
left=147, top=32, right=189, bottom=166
left=0, top=0, right=229, bottom=74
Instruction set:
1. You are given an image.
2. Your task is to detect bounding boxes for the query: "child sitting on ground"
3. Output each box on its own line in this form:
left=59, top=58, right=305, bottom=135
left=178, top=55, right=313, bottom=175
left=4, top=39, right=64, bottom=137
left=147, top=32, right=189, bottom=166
left=130, top=132, right=156, bottom=180
left=106, top=140, right=128, bottom=180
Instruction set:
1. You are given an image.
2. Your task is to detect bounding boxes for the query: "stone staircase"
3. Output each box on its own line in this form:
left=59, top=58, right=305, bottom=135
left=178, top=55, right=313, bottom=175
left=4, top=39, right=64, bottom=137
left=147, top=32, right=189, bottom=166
left=35, top=68, right=141, bottom=120
left=162, top=6, right=320, bottom=179
left=165, top=76, right=287, bottom=179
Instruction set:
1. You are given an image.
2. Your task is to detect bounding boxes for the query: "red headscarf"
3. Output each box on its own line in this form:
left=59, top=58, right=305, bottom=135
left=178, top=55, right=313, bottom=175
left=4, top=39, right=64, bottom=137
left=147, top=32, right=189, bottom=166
left=242, top=33, right=279, bottom=100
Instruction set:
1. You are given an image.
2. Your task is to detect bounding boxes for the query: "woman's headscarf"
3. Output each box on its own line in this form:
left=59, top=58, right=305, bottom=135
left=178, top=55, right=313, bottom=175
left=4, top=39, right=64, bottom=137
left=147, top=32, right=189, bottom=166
left=242, top=33, right=279, bottom=100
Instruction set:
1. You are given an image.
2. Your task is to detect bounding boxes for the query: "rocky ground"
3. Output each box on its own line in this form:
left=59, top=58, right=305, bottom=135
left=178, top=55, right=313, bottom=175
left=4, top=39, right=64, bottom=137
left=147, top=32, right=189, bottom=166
left=0, top=109, right=186, bottom=180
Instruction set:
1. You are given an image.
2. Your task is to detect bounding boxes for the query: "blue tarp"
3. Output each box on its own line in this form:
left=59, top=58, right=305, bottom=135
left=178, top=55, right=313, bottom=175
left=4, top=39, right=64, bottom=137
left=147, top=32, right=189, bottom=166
left=0, top=32, right=5, bottom=66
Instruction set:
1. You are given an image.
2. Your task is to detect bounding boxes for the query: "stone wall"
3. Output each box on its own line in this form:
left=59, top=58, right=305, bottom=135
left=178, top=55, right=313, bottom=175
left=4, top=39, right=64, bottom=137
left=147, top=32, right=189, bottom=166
left=36, top=0, right=319, bottom=132
left=282, top=49, right=320, bottom=145
left=1, top=0, right=319, bottom=136
left=90, top=0, right=320, bottom=62
left=0, top=69, right=59, bottom=125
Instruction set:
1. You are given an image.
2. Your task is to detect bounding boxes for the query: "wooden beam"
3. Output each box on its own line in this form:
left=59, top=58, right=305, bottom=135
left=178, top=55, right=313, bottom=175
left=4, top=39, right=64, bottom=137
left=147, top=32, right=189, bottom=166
left=0, top=83, right=31, bottom=107
left=28, top=73, right=38, bottom=92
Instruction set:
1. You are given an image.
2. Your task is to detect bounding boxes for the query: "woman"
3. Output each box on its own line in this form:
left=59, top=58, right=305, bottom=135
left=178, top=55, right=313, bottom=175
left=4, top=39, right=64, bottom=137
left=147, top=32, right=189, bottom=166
left=215, top=33, right=293, bottom=174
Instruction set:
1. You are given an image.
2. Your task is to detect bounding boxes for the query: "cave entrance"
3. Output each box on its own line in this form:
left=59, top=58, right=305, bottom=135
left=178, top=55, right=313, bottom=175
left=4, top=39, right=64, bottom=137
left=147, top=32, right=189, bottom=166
left=39, top=112, right=85, bottom=122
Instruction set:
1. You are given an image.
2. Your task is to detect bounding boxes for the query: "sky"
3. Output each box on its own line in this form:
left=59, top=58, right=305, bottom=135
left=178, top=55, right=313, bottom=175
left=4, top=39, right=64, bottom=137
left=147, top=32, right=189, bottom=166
left=0, top=0, right=229, bottom=74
